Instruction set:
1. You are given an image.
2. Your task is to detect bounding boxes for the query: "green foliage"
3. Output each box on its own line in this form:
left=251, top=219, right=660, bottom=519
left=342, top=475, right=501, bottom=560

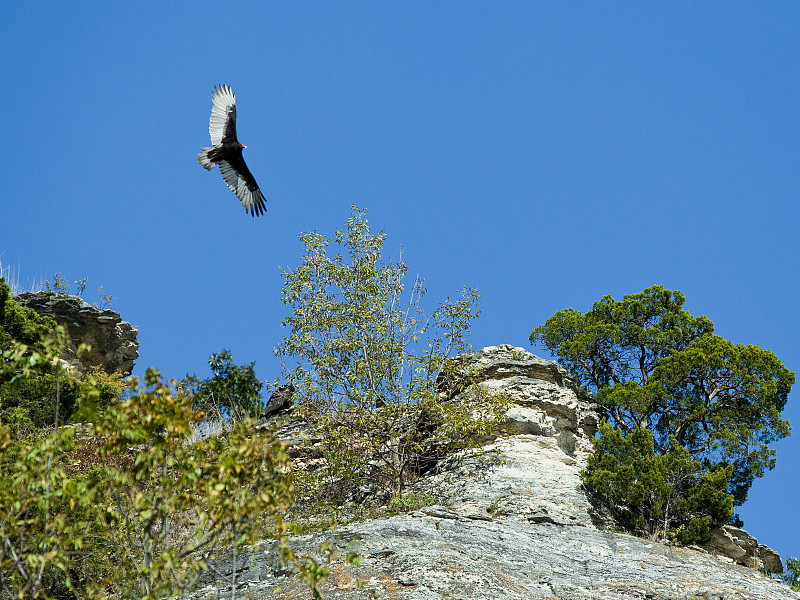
left=582, top=422, right=733, bottom=545
left=0, top=282, right=82, bottom=431
left=784, top=557, right=800, bottom=591
left=0, top=405, right=35, bottom=437
left=60, top=277, right=114, bottom=309
left=44, top=273, right=70, bottom=295
left=0, top=354, right=328, bottom=599
left=0, top=373, right=84, bottom=431
left=0, top=320, right=84, bottom=432
left=532, top=285, right=794, bottom=506
left=0, top=282, right=333, bottom=598
left=81, top=366, right=126, bottom=410
left=181, top=349, right=264, bottom=419
left=0, top=328, right=102, bottom=598
left=0, top=280, right=126, bottom=431
left=531, top=286, right=714, bottom=390
left=91, top=368, right=293, bottom=599
left=0, top=425, right=97, bottom=599
left=389, top=492, right=437, bottom=513
left=94, top=286, right=114, bottom=310
left=0, top=278, right=57, bottom=353
left=74, top=278, right=88, bottom=296
left=278, top=206, right=509, bottom=501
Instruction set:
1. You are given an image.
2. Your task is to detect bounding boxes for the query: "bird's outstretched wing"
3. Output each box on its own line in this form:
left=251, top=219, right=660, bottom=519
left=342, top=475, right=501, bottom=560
left=208, top=84, right=238, bottom=147
left=218, top=156, right=266, bottom=217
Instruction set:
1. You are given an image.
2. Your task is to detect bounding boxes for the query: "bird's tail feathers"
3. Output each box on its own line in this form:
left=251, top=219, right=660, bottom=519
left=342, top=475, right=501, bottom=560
left=197, top=148, right=216, bottom=170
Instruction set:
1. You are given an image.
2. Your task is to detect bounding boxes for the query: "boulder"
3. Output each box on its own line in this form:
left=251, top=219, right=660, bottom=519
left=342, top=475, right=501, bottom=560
left=14, top=292, right=139, bottom=375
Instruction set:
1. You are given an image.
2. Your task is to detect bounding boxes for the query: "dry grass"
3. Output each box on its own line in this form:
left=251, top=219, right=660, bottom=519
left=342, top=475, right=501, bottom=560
left=0, top=256, right=45, bottom=295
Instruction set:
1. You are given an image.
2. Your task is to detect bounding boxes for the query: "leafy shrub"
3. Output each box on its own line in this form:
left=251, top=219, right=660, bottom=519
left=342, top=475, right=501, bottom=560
left=389, top=492, right=437, bottom=513
left=90, top=368, right=293, bottom=598
left=0, top=280, right=342, bottom=598
left=0, top=278, right=57, bottom=352
left=0, top=281, right=88, bottom=431
left=80, top=366, right=127, bottom=410
left=0, top=333, right=119, bottom=432
left=0, top=327, right=324, bottom=599
left=0, top=366, right=322, bottom=600
left=0, top=424, right=97, bottom=599
left=0, top=372, right=84, bottom=430
left=582, top=422, right=733, bottom=544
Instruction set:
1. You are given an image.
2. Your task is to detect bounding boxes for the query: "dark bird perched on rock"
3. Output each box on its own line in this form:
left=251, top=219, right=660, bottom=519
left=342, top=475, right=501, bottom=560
left=198, top=85, right=266, bottom=217
left=261, top=384, right=295, bottom=420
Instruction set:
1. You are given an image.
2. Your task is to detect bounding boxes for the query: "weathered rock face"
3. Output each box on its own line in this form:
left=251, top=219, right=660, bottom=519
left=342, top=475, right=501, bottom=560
left=192, top=345, right=796, bottom=600
left=197, top=513, right=796, bottom=600
left=14, top=292, right=139, bottom=375
left=447, top=344, right=600, bottom=454
left=703, top=525, right=784, bottom=574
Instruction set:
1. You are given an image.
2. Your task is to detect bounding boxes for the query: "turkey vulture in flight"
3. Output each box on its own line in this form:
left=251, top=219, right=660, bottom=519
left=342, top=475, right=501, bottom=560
left=198, top=85, right=266, bottom=217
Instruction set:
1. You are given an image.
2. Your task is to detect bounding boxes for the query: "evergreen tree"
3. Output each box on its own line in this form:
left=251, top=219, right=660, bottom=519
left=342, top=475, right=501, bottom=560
left=532, top=286, right=793, bottom=535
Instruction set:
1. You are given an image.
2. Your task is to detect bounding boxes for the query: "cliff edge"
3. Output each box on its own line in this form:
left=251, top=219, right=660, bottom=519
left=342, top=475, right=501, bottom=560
left=194, top=345, right=796, bottom=600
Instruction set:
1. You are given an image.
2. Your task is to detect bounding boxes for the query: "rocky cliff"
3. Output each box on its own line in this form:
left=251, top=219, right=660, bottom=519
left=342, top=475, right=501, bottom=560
left=193, top=345, right=797, bottom=600
left=14, top=292, right=139, bottom=375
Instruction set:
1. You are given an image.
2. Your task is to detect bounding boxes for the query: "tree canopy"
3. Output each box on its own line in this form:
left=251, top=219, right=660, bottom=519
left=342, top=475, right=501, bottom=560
left=531, top=285, right=794, bottom=506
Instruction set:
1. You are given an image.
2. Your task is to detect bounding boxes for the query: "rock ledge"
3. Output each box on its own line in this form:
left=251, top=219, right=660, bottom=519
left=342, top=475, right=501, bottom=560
left=14, top=292, right=139, bottom=375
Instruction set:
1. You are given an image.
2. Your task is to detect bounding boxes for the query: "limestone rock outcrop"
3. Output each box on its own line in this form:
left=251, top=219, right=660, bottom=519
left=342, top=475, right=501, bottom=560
left=703, top=525, right=784, bottom=574
left=14, top=292, right=139, bottom=375
left=446, top=344, right=599, bottom=454
left=193, top=345, right=796, bottom=600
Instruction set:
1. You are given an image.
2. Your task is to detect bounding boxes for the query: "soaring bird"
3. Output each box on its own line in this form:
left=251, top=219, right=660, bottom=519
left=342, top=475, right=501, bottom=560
left=198, top=85, right=266, bottom=217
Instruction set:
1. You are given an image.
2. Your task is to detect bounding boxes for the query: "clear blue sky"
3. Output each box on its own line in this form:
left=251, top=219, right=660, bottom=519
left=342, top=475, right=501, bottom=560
left=3, top=3, right=799, bottom=563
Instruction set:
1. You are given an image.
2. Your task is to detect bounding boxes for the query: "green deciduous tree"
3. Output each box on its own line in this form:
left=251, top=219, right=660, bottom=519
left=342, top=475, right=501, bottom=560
left=784, top=557, right=800, bottom=591
left=181, top=349, right=264, bottom=419
left=531, top=285, right=793, bottom=507
left=0, top=425, right=96, bottom=599
left=0, top=279, right=333, bottom=598
left=278, top=207, right=509, bottom=501
left=0, top=330, right=98, bottom=599
left=91, top=368, right=294, bottom=599
left=0, top=342, right=326, bottom=599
